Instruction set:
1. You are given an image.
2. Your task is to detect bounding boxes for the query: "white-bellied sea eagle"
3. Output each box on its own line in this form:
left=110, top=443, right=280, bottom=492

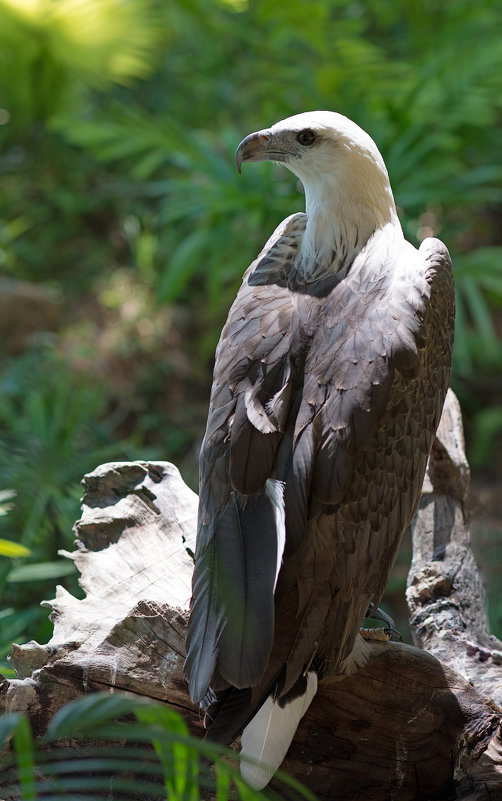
left=184, top=111, right=455, bottom=790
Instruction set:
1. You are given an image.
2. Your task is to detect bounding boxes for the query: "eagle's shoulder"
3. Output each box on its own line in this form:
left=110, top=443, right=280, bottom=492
left=245, top=212, right=306, bottom=287
left=418, top=236, right=452, bottom=277
left=215, top=212, right=305, bottom=361
left=418, top=236, right=455, bottom=322
left=212, top=216, right=303, bottom=400
left=389, top=236, right=454, bottom=369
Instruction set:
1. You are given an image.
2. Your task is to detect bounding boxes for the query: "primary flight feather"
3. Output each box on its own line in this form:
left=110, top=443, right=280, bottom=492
left=184, top=111, right=455, bottom=788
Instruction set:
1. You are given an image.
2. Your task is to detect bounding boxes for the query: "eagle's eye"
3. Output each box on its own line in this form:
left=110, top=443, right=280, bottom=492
left=296, top=129, right=316, bottom=147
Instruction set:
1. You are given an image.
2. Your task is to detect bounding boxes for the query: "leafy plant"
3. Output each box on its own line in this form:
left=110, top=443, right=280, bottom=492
left=0, top=0, right=164, bottom=130
left=0, top=0, right=165, bottom=293
left=0, top=344, right=121, bottom=550
left=0, top=492, right=28, bottom=558
left=453, top=248, right=502, bottom=377
left=0, top=692, right=316, bottom=800
left=0, top=344, right=129, bottom=656
left=55, top=106, right=293, bottom=344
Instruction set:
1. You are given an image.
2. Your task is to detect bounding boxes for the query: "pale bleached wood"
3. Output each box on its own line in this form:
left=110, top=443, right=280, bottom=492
left=407, top=389, right=502, bottom=705
left=1, top=394, right=501, bottom=800
left=3, top=462, right=200, bottom=738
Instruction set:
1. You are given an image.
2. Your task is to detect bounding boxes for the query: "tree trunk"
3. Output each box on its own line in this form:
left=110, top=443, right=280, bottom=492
left=1, top=390, right=501, bottom=800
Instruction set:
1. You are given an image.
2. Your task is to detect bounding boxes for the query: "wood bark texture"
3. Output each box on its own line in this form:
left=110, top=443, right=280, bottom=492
left=1, top=390, right=501, bottom=800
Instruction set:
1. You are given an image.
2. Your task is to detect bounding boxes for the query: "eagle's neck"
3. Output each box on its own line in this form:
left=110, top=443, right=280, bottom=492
left=296, top=171, right=400, bottom=283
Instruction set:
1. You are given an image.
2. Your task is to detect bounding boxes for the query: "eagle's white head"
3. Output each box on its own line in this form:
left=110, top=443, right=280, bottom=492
left=236, top=111, right=400, bottom=278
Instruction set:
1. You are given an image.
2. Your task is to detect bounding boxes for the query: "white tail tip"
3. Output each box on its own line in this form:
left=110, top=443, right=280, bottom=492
left=240, top=671, right=318, bottom=790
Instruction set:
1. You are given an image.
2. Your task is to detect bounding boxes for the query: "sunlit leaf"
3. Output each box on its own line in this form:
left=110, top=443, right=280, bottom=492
left=0, top=538, right=30, bottom=558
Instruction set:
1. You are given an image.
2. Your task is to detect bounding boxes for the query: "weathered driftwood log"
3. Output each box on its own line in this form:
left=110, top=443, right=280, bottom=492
left=407, top=391, right=502, bottom=705
left=1, top=390, right=502, bottom=800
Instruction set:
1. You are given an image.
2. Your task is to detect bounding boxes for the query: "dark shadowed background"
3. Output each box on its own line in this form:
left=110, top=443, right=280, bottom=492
left=0, top=0, right=501, bottom=671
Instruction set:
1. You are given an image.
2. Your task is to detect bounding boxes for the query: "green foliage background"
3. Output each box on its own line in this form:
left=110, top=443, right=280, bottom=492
left=1, top=0, right=502, bottom=665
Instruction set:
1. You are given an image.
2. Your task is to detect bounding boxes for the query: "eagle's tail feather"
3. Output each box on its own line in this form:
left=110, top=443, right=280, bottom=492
left=339, top=631, right=371, bottom=675
left=240, top=671, right=318, bottom=790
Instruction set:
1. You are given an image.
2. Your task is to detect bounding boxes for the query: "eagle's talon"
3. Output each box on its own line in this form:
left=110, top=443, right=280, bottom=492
left=362, top=604, right=404, bottom=642
left=359, top=626, right=390, bottom=642
left=384, top=626, right=404, bottom=643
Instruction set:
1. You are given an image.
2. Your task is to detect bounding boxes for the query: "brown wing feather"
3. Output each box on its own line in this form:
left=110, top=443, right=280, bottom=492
left=185, top=215, right=306, bottom=701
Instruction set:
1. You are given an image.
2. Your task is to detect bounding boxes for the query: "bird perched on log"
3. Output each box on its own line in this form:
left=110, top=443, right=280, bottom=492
left=184, top=111, right=455, bottom=789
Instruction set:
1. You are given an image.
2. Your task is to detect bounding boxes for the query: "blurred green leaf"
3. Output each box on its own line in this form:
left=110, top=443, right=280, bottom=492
left=47, top=692, right=153, bottom=739
left=158, top=228, right=211, bottom=303
left=136, top=705, right=199, bottom=801
left=13, top=714, right=36, bottom=800
left=471, top=407, right=502, bottom=468
left=6, top=560, right=75, bottom=583
left=0, top=538, right=30, bottom=558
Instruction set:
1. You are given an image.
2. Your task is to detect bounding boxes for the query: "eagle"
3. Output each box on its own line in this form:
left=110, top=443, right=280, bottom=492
left=184, top=111, right=455, bottom=789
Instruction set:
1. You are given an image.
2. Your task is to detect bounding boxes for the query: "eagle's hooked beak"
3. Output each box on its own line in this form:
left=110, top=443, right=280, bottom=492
left=235, top=130, right=288, bottom=173
left=235, top=131, right=272, bottom=173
